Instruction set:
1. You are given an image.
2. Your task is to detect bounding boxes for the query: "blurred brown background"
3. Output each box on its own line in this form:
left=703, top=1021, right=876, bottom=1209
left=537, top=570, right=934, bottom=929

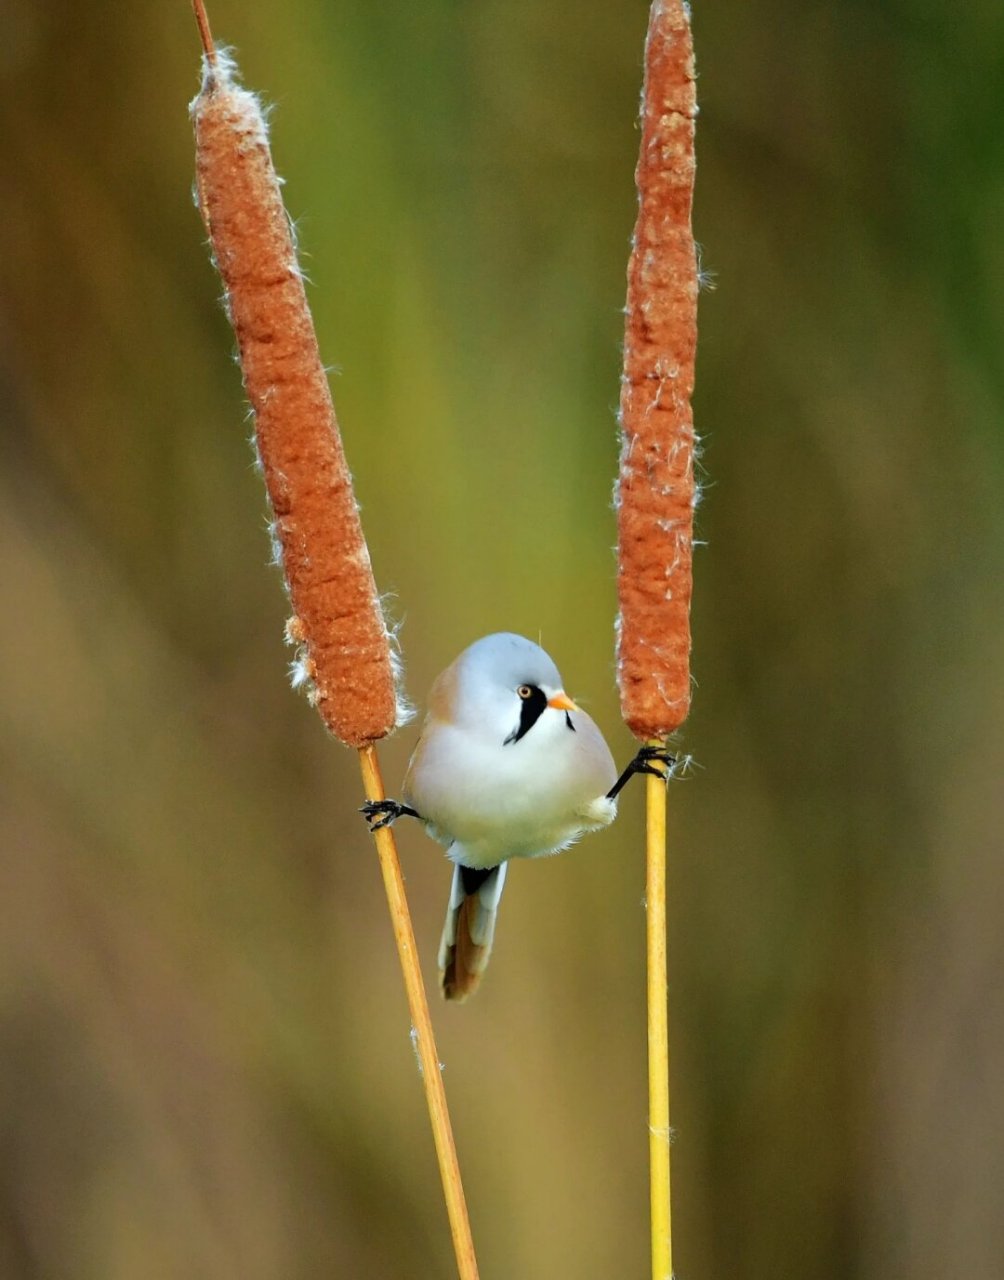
left=2, top=1, right=1002, bottom=1277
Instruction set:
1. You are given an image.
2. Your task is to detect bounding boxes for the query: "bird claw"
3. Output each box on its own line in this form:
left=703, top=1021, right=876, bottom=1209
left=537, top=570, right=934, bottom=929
left=360, top=799, right=419, bottom=831
left=632, top=744, right=676, bottom=781
left=606, top=743, right=677, bottom=800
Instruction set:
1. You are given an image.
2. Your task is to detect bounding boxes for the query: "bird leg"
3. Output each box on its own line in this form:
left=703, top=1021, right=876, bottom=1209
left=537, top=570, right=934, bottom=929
left=360, top=799, right=422, bottom=830
left=606, top=744, right=675, bottom=800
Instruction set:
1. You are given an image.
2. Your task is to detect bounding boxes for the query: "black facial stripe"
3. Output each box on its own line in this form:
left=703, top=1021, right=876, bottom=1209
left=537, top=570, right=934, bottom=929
left=565, top=712, right=575, bottom=731
left=503, top=684, right=548, bottom=745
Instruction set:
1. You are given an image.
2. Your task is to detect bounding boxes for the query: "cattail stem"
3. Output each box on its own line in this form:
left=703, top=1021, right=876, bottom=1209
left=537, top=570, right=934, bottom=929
left=646, top=756, right=672, bottom=1280
left=191, top=0, right=216, bottom=67
left=358, top=747, right=480, bottom=1280
left=616, top=3, right=698, bottom=1277
left=190, top=6, right=479, bottom=1275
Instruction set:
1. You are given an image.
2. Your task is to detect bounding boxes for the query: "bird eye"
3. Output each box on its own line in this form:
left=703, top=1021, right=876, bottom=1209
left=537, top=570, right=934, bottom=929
left=517, top=684, right=534, bottom=700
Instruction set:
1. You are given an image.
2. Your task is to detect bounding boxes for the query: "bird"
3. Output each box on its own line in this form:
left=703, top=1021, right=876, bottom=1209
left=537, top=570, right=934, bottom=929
left=362, top=632, right=671, bottom=1002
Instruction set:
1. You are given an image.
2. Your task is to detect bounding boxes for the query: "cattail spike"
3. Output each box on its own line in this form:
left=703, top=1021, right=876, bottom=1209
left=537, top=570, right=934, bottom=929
left=616, top=0, right=699, bottom=741
left=191, top=52, right=399, bottom=746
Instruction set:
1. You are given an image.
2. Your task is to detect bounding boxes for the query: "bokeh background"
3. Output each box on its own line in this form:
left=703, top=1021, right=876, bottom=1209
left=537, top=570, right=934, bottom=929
left=2, top=1, right=1002, bottom=1276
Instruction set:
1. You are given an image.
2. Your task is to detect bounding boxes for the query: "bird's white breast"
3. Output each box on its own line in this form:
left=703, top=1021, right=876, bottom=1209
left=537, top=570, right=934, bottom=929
left=404, top=706, right=617, bottom=869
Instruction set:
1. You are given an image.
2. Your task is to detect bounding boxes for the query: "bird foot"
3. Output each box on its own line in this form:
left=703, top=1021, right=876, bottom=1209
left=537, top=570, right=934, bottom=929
left=606, top=744, right=676, bottom=800
left=633, top=744, right=676, bottom=779
left=360, top=799, right=420, bottom=831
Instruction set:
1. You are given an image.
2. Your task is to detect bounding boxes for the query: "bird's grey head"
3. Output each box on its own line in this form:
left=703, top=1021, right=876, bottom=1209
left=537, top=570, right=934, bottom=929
left=453, top=633, right=568, bottom=743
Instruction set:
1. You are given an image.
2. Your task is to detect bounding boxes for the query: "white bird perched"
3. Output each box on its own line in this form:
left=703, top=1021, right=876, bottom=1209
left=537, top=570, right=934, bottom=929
left=362, top=633, right=671, bottom=1001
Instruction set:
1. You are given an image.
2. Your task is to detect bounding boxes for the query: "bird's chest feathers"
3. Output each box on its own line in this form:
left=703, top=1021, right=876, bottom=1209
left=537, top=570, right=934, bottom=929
left=413, top=714, right=604, bottom=864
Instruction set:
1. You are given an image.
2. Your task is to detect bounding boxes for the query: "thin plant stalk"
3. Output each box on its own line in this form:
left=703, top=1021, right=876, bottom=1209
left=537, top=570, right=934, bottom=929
left=358, top=746, right=479, bottom=1280
left=189, top=3, right=479, bottom=1275
left=646, top=759, right=672, bottom=1280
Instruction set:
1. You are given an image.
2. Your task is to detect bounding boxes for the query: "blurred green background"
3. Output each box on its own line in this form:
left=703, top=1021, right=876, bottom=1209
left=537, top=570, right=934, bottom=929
left=2, top=0, right=1002, bottom=1276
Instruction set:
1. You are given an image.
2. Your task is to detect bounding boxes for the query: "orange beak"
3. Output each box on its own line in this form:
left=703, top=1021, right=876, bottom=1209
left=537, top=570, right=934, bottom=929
left=547, top=691, right=579, bottom=713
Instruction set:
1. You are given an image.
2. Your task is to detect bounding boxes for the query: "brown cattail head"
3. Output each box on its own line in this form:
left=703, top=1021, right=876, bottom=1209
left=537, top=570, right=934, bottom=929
left=615, top=0, right=698, bottom=742
left=191, top=50, right=402, bottom=747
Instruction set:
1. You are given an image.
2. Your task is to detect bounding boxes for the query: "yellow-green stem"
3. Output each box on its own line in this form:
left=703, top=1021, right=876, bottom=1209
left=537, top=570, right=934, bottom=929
left=647, top=750, right=673, bottom=1279
left=358, top=744, right=480, bottom=1280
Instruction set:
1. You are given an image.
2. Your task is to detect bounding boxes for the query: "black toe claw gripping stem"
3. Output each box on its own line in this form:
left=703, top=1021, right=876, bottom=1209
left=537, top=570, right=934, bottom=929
left=606, top=744, right=676, bottom=801
left=360, top=799, right=422, bottom=831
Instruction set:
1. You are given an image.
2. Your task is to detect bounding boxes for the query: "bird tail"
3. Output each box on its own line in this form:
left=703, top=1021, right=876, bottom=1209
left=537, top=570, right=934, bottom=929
left=438, top=862, right=508, bottom=1002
